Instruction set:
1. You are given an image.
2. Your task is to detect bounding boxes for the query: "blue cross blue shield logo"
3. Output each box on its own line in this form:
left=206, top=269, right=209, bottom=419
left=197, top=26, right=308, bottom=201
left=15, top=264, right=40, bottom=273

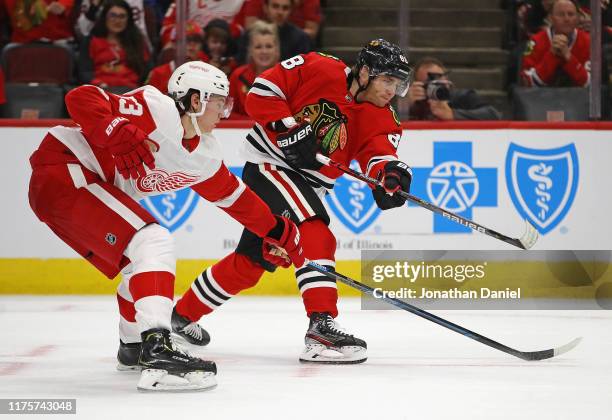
left=326, top=161, right=380, bottom=234
left=140, top=189, right=200, bottom=233
left=412, top=142, right=497, bottom=233
left=506, top=143, right=579, bottom=234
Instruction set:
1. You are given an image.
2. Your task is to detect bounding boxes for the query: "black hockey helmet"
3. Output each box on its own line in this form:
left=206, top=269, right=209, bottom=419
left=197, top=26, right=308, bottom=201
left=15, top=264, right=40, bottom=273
left=353, top=39, right=412, bottom=97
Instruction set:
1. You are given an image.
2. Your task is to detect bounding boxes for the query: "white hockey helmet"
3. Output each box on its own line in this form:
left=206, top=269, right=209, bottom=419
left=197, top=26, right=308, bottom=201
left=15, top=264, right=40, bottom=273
left=167, top=61, right=233, bottom=134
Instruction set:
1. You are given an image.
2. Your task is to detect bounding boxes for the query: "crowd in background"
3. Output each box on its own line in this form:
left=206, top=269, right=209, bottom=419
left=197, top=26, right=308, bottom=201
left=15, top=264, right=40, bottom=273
left=0, top=0, right=610, bottom=120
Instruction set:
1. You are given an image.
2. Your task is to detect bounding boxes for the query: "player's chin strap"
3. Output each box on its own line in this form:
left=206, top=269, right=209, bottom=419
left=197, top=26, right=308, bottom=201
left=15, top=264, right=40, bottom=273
left=186, top=102, right=207, bottom=137
left=348, top=67, right=373, bottom=104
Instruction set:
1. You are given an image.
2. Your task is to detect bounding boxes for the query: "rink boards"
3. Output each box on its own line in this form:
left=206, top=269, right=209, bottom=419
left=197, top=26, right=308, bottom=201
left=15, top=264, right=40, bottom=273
left=1, top=121, right=611, bottom=294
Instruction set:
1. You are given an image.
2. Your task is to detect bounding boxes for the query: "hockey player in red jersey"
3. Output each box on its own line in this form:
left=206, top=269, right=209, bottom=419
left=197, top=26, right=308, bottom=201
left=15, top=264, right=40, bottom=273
left=173, top=39, right=413, bottom=364
left=28, top=61, right=304, bottom=391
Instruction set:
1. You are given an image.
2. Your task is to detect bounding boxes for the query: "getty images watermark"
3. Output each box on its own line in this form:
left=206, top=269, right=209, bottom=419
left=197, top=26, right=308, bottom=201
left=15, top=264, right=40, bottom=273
left=360, top=250, right=612, bottom=310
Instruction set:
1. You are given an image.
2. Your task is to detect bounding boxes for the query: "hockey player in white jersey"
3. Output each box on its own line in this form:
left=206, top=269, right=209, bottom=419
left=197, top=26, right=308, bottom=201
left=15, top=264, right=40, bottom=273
left=28, top=61, right=304, bottom=392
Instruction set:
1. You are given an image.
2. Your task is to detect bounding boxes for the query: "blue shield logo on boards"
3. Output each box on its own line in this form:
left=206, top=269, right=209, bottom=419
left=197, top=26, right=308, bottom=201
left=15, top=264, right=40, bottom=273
left=411, top=142, right=497, bottom=233
left=140, top=189, right=199, bottom=232
left=506, top=143, right=579, bottom=234
left=326, top=161, right=380, bottom=233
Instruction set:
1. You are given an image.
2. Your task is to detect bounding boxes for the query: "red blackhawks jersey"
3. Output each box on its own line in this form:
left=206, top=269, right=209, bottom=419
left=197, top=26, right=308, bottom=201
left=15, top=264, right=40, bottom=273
left=243, top=52, right=403, bottom=191
left=521, top=28, right=591, bottom=87
left=30, top=84, right=276, bottom=237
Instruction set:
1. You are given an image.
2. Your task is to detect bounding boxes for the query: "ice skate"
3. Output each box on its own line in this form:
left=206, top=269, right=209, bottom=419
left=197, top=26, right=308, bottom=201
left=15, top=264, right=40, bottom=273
left=299, top=312, right=367, bottom=364
left=171, top=307, right=211, bottom=346
left=136, top=328, right=217, bottom=392
left=116, top=340, right=141, bottom=371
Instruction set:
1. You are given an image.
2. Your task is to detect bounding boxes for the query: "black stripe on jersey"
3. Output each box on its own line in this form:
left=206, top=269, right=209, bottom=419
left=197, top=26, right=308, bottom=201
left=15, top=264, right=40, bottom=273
left=246, top=133, right=269, bottom=155
left=194, top=277, right=223, bottom=307
left=296, top=265, right=335, bottom=279
left=201, top=271, right=230, bottom=302
left=251, top=82, right=278, bottom=96
left=298, top=276, right=337, bottom=290
left=250, top=125, right=335, bottom=190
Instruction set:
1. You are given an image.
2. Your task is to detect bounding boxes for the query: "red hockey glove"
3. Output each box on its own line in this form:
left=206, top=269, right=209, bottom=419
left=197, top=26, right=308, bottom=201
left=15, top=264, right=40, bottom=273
left=105, top=117, right=156, bottom=180
left=262, top=216, right=305, bottom=268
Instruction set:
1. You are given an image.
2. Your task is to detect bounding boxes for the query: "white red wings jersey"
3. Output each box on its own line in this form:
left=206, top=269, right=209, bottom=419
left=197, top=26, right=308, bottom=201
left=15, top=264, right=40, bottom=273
left=243, top=52, right=403, bottom=191
left=52, top=85, right=226, bottom=201
left=32, top=84, right=277, bottom=237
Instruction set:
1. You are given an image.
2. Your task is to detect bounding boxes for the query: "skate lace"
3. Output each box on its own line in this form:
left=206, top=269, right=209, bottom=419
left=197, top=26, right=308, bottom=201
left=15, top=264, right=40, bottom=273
left=322, top=316, right=350, bottom=337
left=168, top=335, right=195, bottom=359
left=182, top=322, right=203, bottom=340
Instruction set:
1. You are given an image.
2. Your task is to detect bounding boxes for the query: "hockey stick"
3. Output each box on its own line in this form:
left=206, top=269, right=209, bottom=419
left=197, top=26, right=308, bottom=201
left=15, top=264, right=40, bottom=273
left=316, top=154, right=538, bottom=250
left=306, top=261, right=582, bottom=361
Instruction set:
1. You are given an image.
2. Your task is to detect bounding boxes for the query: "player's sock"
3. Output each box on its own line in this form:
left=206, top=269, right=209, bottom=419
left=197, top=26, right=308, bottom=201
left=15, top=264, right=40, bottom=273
left=137, top=328, right=217, bottom=392
left=299, top=312, right=367, bottom=364
left=175, top=252, right=264, bottom=323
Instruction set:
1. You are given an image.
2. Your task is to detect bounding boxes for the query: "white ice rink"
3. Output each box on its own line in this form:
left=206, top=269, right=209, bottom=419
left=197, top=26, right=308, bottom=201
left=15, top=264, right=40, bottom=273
left=0, top=296, right=610, bottom=420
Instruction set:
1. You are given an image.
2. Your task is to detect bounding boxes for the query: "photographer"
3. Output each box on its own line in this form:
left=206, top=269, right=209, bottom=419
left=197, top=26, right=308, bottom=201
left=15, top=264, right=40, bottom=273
left=407, top=57, right=501, bottom=120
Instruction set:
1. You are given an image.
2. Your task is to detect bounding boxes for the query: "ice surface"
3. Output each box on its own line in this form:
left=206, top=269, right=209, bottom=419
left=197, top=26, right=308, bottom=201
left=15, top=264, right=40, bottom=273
left=0, top=296, right=610, bottom=420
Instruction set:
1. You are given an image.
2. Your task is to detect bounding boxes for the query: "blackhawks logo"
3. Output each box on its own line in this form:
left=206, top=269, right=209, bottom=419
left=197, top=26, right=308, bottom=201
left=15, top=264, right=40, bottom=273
left=294, top=99, right=348, bottom=155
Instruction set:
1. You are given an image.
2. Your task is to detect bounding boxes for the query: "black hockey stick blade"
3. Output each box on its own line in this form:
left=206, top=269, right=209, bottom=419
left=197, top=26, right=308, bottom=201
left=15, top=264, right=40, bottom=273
left=306, top=261, right=581, bottom=361
left=316, top=154, right=539, bottom=250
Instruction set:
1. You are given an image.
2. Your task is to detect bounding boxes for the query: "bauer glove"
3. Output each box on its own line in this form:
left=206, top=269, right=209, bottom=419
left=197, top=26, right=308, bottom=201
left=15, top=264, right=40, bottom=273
left=105, top=117, right=156, bottom=180
left=372, top=160, right=412, bottom=210
left=262, top=215, right=305, bottom=268
left=275, top=121, right=322, bottom=170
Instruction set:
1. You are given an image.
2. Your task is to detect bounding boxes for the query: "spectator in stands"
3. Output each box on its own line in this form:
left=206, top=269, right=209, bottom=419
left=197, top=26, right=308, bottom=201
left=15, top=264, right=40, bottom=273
left=75, top=0, right=153, bottom=51
left=407, top=57, right=501, bottom=120
left=521, top=0, right=591, bottom=87
left=236, top=0, right=311, bottom=64
left=145, top=20, right=206, bottom=94
left=515, top=0, right=555, bottom=41
left=160, top=0, right=245, bottom=48
left=229, top=20, right=280, bottom=118
left=79, top=0, right=150, bottom=90
left=242, top=0, right=321, bottom=41
left=575, top=0, right=611, bottom=43
left=203, top=18, right=238, bottom=76
left=1, top=0, right=75, bottom=43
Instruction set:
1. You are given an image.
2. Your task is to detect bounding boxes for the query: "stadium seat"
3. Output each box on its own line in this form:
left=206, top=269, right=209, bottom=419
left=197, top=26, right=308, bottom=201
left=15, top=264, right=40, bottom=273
left=1, top=83, right=66, bottom=118
left=1, top=43, right=74, bottom=84
left=512, top=86, right=610, bottom=121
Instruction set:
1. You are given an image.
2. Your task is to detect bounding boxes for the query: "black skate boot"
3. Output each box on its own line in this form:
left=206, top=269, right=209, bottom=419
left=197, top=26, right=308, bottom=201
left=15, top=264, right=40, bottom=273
left=171, top=307, right=211, bottom=346
left=137, top=328, right=217, bottom=392
left=299, top=312, right=367, bottom=364
left=117, top=340, right=142, bottom=371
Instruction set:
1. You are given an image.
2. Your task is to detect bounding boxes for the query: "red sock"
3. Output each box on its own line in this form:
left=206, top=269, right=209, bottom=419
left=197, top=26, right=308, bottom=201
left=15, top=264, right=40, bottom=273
left=176, top=252, right=264, bottom=322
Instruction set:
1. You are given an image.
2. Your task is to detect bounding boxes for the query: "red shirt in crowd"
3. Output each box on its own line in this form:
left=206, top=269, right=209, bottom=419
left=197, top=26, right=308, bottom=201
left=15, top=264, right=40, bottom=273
left=229, top=63, right=256, bottom=118
left=521, top=27, right=591, bottom=87
left=2, top=0, right=74, bottom=43
left=89, top=37, right=149, bottom=88
left=241, top=0, right=321, bottom=28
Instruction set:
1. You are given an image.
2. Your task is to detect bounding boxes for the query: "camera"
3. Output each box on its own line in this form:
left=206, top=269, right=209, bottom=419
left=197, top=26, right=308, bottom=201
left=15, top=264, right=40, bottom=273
left=424, top=72, right=451, bottom=101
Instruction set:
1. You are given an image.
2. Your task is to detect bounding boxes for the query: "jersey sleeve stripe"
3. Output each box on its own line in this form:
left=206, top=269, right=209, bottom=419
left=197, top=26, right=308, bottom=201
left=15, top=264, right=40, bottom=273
left=253, top=77, right=287, bottom=100
left=247, top=124, right=336, bottom=190
left=210, top=178, right=246, bottom=208
left=249, top=87, right=280, bottom=97
left=366, top=155, right=397, bottom=174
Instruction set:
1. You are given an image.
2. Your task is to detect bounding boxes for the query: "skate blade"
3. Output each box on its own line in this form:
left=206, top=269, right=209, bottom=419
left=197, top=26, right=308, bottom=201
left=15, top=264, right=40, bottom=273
left=136, top=369, right=217, bottom=392
left=116, top=362, right=141, bottom=372
left=299, top=344, right=367, bottom=365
